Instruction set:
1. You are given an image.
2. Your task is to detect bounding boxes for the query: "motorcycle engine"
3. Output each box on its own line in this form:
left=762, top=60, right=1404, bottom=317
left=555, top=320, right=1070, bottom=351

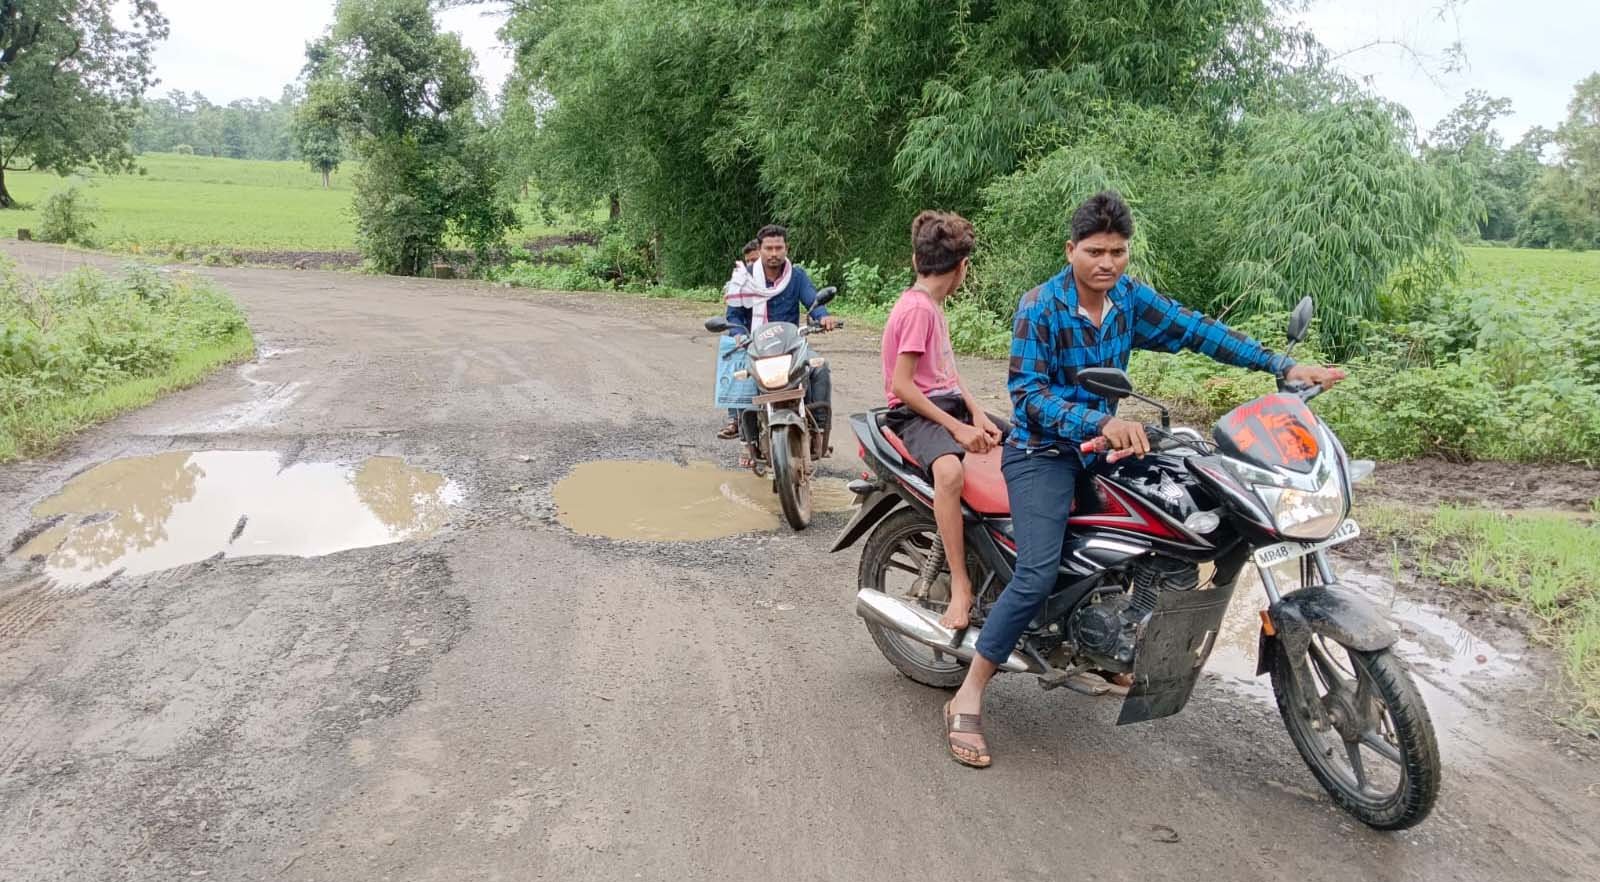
left=1068, top=558, right=1199, bottom=665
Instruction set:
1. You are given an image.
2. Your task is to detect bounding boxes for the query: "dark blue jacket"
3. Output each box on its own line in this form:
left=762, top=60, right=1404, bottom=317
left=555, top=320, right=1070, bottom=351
left=724, top=264, right=830, bottom=334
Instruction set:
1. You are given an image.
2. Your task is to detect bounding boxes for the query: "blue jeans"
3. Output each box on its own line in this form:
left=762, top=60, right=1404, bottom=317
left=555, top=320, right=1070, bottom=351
left=975, top=445, right=1082, bottom=665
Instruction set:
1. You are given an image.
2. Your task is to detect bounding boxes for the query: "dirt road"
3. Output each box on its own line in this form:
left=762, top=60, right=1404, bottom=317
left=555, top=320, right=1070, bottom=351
left=2, top=241, right=1596, bottom=881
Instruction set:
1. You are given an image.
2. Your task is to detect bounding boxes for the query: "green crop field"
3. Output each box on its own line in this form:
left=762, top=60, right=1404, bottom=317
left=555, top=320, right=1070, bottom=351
left=2, top=153, right=585, bottom=253
left=1463, top=245, right=1600, bottom=303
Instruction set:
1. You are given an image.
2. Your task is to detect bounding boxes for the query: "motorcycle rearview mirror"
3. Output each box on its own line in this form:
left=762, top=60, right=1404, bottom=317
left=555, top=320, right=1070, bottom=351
left=815, top=286, right=838, bottom=307
left=1076, top=366, right=1172, bottom=429
left=704, top=317, right=731, bottom=333
left=1286, top=296, right=1314, bottom=349
left=1076, top=367, right=1134, bottom=401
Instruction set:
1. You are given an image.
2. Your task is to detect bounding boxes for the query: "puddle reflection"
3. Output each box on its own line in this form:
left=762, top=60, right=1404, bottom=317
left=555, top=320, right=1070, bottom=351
left=14, top=452, right=461, bottom=585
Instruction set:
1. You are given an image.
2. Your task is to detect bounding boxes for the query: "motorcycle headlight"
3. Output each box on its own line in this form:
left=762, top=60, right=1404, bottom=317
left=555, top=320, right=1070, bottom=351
left=752, top=354, right=793, bottom=389
left=1255, top=476, right=1346, bottom=541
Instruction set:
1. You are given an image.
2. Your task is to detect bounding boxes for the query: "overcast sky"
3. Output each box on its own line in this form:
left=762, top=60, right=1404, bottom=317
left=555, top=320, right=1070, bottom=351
left=149, top=0, right=1594, bottom=142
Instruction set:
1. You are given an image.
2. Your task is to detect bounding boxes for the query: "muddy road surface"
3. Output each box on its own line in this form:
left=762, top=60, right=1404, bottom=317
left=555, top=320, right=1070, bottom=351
left=1, top=241, right=1596, bottom=881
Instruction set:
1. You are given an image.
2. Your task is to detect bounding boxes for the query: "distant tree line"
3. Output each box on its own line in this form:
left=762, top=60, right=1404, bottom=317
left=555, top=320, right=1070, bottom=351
left=130, top=88, right=302, bottom=162
left=1424, top=75, right=1600, bottom=250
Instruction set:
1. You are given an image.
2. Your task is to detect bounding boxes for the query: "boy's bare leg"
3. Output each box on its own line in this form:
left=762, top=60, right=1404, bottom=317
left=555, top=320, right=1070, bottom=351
left=930, top=455, right=971, bottom=629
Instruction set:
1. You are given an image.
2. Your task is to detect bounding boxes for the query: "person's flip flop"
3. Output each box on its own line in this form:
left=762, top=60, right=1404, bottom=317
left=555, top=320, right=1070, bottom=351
left=717, top=421, right=740, bottom=440
left=943, top=701, right=991, bottom=769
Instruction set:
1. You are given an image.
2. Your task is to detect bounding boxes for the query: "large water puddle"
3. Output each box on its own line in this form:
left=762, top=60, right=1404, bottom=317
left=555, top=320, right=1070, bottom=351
left=12, top=451, right=462, bottom=585
left=553, top=460, right=856, bottom=541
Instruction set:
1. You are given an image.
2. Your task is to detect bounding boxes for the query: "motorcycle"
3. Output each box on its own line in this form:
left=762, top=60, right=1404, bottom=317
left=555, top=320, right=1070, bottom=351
left=831, top=297, right=1440, bottom=830
left=704, top=286, right=840, bottom=530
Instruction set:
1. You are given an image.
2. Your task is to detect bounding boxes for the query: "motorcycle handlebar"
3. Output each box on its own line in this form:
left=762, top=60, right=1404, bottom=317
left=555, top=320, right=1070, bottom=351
left=1079, top=427, right=1159, bottom=463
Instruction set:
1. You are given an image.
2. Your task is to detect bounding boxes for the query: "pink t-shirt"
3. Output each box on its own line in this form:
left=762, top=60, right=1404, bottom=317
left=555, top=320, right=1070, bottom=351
left=882, top=287, right=961, bottom=407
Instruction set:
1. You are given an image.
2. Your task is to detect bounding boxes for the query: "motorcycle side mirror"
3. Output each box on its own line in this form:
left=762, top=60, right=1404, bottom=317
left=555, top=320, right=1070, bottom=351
left=704, top=317, right=731, bottom=333
left=1286, top=296, right=1314, bottom=345
left=815, top=286, right=837, bottom=307
left=1076, top=367, right=1134, bottom=401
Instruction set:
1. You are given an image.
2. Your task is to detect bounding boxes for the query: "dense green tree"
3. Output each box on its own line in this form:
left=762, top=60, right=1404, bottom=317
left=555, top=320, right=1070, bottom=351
left=0, top=0, right=169, bottom=207
left=1518, top=73, right=1600, bottom=249
left=292, top=81, right=344, bottom=188
left=304, top=0, right=515, bottom=274
left=1423, top=92, right=1543, bottom=241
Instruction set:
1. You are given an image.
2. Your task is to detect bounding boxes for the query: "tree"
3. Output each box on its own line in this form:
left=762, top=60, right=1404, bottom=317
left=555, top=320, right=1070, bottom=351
left=292, top=81, right=344, bottom=188
left=1423, top=92, right=1543, bottom=241
left=304, top=0, right=515, bottom=274
left=1518, top=73, right=1600, bottom=249
left=0, top=0, right=169, bottom=207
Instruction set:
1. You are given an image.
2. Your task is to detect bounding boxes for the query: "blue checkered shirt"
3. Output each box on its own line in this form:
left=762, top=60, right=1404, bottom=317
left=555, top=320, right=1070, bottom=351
left=1008, top=270, right=1295, bottom=449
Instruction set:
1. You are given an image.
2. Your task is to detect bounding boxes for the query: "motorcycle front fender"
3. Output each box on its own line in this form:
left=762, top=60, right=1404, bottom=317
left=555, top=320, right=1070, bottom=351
left=766, top=405, right=806, bottom=429
left=1256, top=583, right=1397, bottom=675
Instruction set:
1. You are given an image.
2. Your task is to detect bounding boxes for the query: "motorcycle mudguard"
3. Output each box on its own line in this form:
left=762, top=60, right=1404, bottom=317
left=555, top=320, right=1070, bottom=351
left=829, top=491, right=899, bottom=553
left=1255, top=583, right=1397, bottom=675
left=766, top=407, right=807, bottom=428
left=1117, top=579, right=1237, bottom=725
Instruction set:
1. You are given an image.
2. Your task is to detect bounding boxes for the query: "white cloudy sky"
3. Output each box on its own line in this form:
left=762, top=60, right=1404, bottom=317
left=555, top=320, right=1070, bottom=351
left=150, top=0, right=1594, bottom=141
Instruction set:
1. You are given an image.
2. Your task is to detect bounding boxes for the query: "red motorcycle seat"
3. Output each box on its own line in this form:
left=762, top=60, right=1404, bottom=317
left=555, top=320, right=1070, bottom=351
left=881, top=426, right=1012, bottom=516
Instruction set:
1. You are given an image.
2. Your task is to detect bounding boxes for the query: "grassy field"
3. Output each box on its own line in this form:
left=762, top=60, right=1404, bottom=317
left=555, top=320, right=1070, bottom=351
left=1463, top=245, right=1600, bottom=297
left=1, top=153, right=586, bottom=253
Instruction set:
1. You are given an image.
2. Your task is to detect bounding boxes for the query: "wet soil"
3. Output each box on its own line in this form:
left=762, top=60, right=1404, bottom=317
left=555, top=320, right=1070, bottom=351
left=0, top=241, right=1596, bottom=882
left=1367, top=458, right=1599, bottom=513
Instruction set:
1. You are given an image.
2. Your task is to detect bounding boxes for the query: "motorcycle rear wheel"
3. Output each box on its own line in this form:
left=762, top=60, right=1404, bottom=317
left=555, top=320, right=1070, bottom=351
left=770, top=424, right=812, bottom=530
left=859, top=508, right=991, bottom=689
left=1270, top=638, right=1440, bottom=830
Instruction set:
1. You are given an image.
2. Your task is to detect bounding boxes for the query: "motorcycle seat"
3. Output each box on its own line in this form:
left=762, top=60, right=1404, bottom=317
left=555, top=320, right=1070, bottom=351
left=880, top=425, right=1012, bottom=516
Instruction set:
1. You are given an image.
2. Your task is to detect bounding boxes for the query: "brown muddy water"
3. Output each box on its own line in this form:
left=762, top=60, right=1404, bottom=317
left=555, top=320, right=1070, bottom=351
left=553, top=460, right=856, bottom=541
left=12, top=451, right=462, bottom=586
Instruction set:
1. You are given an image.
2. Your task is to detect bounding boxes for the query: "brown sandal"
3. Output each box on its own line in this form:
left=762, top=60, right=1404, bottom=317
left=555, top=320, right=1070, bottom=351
left=943, top=701, right=991, bottom=768
left=717, top=420, right=740, bottom=440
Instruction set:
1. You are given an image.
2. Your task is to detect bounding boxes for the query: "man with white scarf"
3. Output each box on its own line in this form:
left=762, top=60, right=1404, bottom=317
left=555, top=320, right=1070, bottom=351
left=719, top=224, right=838, bottom=446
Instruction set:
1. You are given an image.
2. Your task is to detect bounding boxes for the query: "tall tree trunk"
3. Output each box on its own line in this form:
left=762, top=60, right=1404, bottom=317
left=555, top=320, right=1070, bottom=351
left=0, top=166, right=13, bottom=209
left=321, top=169, right=331, bottom=189
left=609, top=192, right=621, bottom=222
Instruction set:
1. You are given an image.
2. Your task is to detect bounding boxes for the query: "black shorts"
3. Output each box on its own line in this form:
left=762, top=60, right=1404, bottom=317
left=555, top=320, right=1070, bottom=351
left=885, top=396, right=1010, bottom=468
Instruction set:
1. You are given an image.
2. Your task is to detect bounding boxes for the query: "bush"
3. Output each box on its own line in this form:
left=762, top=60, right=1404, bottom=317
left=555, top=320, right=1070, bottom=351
left=174, top=144, right=194, bottom=155
left=38, top=187, right=99, bottom=246
left=0, top=259, right=250, bottom=459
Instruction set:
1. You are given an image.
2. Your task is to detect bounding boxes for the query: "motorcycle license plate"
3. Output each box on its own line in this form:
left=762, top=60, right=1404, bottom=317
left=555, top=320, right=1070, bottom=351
left=1252, top=519, right=1361, bottom=567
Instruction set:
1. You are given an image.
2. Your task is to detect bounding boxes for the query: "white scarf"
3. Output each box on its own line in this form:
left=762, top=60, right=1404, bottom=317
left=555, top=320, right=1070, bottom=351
left=723, top=259, right=792, bottom=331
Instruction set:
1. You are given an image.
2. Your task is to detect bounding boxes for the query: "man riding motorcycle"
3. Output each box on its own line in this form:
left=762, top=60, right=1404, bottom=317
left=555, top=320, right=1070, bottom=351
left=941, top=191, right=1346, bottom=768
left=721, top=224, right=839, bottom=458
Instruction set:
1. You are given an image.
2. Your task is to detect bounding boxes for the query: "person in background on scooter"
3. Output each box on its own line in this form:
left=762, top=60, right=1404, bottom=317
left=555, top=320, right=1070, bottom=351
left=718, top=238, right=763, bottom=440
left=941, top=191, right=1346, bottom=769
left=723, top=224, right=840, bottom=451
left=881, top=211, right=1003, bottom=630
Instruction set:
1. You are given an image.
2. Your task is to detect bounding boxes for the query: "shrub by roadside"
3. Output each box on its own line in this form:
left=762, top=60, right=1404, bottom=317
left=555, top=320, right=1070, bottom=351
left=0, top=260, right=254, bottom=461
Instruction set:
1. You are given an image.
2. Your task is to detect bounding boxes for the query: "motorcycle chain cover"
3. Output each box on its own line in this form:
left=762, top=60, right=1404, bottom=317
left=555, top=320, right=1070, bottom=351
left=1116, top=578, right=1238, bottom=725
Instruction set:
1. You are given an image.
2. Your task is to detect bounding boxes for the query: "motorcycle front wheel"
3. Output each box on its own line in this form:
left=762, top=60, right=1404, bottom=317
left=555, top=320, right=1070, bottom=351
left=1270, top=638, right=1440, bottom=830
left=769, top=423, right=812, bottom=530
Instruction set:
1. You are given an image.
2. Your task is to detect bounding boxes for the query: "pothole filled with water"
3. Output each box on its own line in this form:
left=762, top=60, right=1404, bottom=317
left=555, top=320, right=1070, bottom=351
left=11, top=451, right=462, bottom=586
left=552, top=460, right=856, bottom=541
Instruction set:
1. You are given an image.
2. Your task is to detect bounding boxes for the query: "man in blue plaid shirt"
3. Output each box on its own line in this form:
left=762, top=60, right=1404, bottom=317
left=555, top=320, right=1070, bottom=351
left=941, top=191, right=1344, bottom=769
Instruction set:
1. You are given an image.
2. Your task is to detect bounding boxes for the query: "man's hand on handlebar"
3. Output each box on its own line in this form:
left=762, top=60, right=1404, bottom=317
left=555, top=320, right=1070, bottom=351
left=1100, top=417, right=1151, bottom=457
left=817, top=315, right=840, bottom=331
left=1285, top=363, right=1346, bottom=391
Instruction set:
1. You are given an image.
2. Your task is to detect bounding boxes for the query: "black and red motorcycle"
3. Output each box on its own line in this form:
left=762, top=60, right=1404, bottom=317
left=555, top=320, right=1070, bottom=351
left=831, top=298, right=1440, bottom=830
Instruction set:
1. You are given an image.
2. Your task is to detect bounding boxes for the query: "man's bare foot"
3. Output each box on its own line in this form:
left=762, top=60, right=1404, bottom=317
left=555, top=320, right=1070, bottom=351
left=940, top=578, right=973, bottom=630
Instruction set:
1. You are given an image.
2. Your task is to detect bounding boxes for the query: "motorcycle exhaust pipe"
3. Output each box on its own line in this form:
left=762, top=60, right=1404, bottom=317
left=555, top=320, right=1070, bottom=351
left=855, top=589, right=1038, bottom=674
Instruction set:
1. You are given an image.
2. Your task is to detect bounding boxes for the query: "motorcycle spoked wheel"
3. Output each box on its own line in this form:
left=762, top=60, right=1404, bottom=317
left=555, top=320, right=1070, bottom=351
left=858, top=507, right=994, bottom=689
left=769, top=424, right=812, bottom=530
left=1270, top=636, right=1440, bottom=830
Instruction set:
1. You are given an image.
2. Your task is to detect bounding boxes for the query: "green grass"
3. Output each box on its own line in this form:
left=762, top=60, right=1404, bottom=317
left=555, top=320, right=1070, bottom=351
left=1, top=262, right=254, bottom=462
left=1464, top=245, right=1600, bottom=301
left=0, top=328, right=255, bottom=461
left=1362, top=502, right=1600, bottom=728
left=1, top=153, right=589, bottom=254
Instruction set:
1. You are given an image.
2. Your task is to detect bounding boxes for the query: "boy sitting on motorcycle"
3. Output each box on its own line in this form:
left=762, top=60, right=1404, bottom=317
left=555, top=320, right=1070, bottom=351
left=881, top=211, right=1004, bottom=630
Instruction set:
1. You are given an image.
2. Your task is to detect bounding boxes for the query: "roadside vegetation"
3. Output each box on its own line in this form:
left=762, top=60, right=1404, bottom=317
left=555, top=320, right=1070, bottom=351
left=1362, top=503, right=1600, bottom=728
left=0, top=260, right=253, bottom=461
